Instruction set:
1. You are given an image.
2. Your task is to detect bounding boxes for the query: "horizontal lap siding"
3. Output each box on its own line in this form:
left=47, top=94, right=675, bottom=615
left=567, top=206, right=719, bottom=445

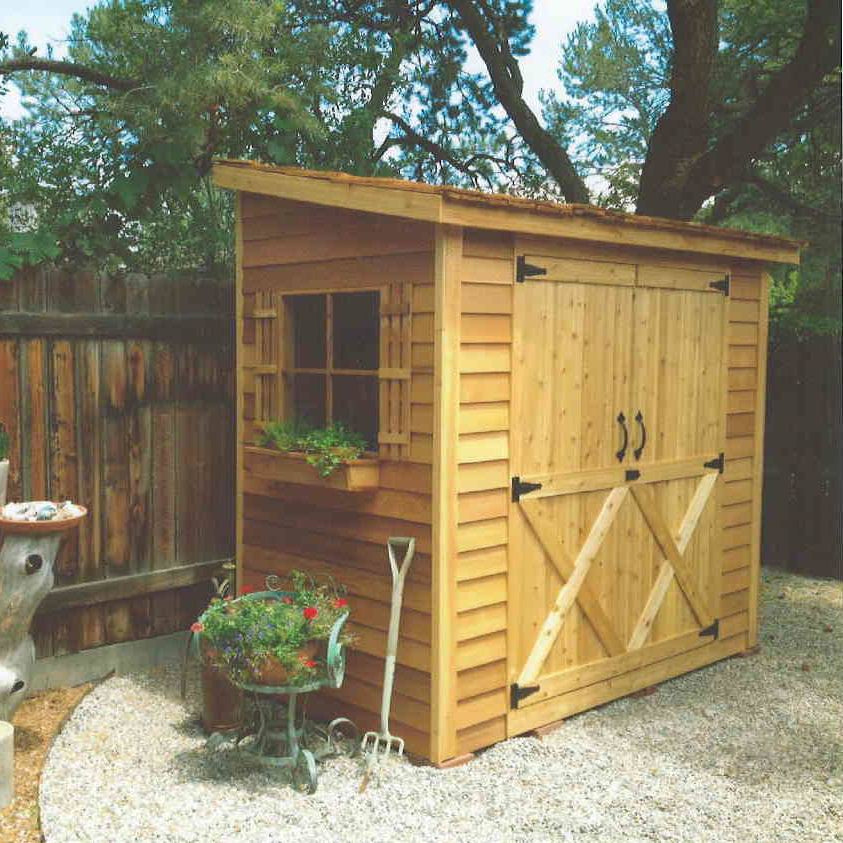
left=443, top=239, right=768, bottom=756
left=238, top=194, right=434, bottom=756
left=453, top=230, right=514, bottom=755
left=721, top=267, right=766, bottom=645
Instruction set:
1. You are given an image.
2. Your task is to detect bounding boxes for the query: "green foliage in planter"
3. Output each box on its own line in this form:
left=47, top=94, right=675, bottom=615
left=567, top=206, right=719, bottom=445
left=194, top=570, right=352, bottom=686
left=258, top=419, right=367, bottom=478
left=0, top=423, right=9, bottom=462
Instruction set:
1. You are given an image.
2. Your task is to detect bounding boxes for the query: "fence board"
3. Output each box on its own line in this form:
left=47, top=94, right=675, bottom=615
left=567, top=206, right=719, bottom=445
left=0, top=267, right=235, bottom=657
left=763, top=333, right=842, bottom=579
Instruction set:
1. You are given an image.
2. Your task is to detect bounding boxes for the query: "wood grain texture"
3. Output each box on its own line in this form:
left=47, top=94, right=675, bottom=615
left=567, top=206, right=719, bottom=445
left=431, top=224, right=463, bottom=763
left=0, top=267, right=234, bottom=657
left=235, top=197, right=438, bottom=751
left=224, top=185, right=779, bottom=764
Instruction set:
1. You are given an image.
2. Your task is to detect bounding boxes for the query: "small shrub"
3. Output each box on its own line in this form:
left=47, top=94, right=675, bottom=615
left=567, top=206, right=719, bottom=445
left=258, top=419, right=367, bottom=477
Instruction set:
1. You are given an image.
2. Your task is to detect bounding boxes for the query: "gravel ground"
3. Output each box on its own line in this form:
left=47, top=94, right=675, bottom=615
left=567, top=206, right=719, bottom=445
left=41, top=570, right=842, bottom=843
left=0, top=684, right=92, bottom=843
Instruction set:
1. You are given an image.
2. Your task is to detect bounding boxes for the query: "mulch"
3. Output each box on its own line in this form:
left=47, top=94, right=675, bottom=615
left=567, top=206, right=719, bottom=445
left=0, top=685, right=92, bottom=843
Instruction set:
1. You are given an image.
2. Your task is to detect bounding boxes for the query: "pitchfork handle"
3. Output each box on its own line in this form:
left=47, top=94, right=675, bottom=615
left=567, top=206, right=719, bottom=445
left=381, top=537, right=416, bottom=735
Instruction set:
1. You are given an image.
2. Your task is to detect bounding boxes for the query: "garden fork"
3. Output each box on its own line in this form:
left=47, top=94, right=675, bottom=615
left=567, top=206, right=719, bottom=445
left=361, top=537, right=415, bottom=774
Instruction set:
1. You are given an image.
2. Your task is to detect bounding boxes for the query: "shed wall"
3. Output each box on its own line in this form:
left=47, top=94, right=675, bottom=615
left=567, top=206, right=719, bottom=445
left=452, top=230, right=515, bottom=756
left=447, top=232, right=768, bottom=756
left=237, top=194, right=436, bottom=757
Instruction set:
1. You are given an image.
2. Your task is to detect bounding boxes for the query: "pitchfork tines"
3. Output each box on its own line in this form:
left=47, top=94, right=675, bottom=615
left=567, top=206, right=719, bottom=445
left=361, top=729, right=404, bottom=760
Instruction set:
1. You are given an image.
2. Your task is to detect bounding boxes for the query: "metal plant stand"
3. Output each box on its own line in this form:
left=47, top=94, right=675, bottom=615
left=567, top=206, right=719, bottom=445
left=205, top=589, right=359, bottom=794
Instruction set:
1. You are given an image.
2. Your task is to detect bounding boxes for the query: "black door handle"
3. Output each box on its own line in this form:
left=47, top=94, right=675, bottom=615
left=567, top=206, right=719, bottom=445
left=616, top=412, right=628, bottom=462
left=634, top=410, right=647, bottom=460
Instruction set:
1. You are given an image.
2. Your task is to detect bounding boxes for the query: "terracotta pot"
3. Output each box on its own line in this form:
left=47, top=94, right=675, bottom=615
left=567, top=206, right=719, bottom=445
left=251, top=640, right=320, bottom=686
left=200, top=661, right=243, bottom=734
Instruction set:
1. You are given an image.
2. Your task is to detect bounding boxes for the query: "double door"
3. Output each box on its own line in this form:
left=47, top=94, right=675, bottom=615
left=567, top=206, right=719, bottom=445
left=509, top=249, right=728, bottom=722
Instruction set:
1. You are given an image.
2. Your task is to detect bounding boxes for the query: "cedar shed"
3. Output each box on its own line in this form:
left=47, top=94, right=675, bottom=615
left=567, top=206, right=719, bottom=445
left=213, top=160, right=801, bottom=766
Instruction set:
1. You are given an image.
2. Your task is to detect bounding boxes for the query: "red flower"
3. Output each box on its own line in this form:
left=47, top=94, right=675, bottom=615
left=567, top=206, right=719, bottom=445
left=240, top=585, right=256, bottom=595
left=303, top=606, right=318, bottom=621
left=224, top=595, right=233, bottom=601
left=299, top=658, right=317, bottom=669
left=333, top=597, right=349, bottom=609
left=282, top=596, right=293, bottom=605
left=190, top=622, right=204, bottom=633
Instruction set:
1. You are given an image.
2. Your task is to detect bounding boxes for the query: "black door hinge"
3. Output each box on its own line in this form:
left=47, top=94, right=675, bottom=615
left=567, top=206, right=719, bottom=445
left=703, top=452, right=725, bottom=473
left=709, top=277, right=730, bottom=295
left=699, top=619, right=720, bottom=639
left=510, top=682, right=540, bottom=709
left=516, top=256, right=548, bottom=283
left=512, top=476, right=543, bottom=502
left=625, top=469, right=641, bottom=482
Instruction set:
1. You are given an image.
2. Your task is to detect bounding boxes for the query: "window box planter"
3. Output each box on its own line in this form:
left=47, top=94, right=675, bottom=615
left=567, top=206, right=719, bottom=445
left=243, top=446, right=380, bottom=493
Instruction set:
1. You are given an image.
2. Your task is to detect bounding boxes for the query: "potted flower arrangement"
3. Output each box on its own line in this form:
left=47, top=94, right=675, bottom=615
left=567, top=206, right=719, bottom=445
left=183, top=562, right=244, bottom=734
left=0, top=422, right=9, bottom=507
left=244, top=420, right=379, bottom=492
left=193, top=570, right=353, bottom=689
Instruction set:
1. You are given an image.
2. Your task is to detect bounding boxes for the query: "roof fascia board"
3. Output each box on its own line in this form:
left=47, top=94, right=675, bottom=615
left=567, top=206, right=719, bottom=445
left=441, top=198, right=800, bottom=265
left=213, top=164, right=443, bottom=224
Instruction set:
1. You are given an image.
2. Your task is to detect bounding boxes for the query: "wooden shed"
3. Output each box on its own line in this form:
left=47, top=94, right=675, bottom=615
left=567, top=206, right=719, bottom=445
left=213, top=160, right=800, bottom=766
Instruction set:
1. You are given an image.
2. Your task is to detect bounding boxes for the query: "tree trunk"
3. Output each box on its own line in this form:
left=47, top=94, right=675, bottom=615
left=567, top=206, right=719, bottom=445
left=635, top=0, right=718, bottom=219
left=0, top=533, right=62, bottom=720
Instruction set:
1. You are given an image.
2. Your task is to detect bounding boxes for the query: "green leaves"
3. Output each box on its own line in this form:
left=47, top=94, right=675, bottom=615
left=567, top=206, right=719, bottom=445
left=0, top=231, right=61, bottom=281
left=197, top=571, right=352, bottom=685
left=258, top=420, right=366, bottom=477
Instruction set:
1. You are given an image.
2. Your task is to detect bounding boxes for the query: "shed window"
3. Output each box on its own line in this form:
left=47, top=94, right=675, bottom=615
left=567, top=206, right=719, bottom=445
left=286, top=291, right=380, bottom=448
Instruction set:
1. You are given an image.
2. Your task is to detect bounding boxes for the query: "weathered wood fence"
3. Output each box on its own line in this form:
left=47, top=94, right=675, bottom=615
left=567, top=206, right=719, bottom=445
left=0, top=266, right=234, bottom=657
left=763, top=332, right=843, bottom=580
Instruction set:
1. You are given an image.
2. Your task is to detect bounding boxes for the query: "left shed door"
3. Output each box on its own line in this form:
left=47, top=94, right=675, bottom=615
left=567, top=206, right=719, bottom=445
left=508, top=256, right=637, bottom=716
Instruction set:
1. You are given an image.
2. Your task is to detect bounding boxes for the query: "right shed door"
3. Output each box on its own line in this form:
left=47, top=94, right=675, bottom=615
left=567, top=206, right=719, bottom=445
left=509, top=253, right=729, bottom=734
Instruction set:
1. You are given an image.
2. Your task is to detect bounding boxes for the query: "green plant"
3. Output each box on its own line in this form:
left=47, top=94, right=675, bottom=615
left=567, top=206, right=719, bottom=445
left=0, top=423, right=9, bottom=462
left=258, top=420, right=367, bottom=477
left=193, top=570, right=352, bottom=686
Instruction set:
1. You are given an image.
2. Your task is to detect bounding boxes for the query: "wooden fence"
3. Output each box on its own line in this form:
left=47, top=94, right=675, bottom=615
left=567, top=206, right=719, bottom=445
left=763, top=332, right=843, bottom=579
left=0, top=265, right=235, bottom=657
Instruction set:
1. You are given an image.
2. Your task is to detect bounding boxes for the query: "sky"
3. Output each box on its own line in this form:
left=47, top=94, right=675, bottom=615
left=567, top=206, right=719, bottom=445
left=1, top=0, right=595, bottom=121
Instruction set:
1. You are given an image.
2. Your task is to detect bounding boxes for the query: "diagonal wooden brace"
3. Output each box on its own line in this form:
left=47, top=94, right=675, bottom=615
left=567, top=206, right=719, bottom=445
left=629, top=481, right=716, bottom=633
left=516, top=486, right=628, bottom=686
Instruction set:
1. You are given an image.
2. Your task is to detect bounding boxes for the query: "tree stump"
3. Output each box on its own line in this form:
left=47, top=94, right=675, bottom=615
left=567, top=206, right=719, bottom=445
left=0, top=460, right=8, bottom=507
left=0, top=532, right=62, bottom=720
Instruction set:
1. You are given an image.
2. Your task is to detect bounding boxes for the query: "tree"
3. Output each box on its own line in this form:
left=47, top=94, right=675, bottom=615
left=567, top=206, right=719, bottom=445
left=1, top=0, right=839, bottom=281
left=0, top=1, right=543, bottom=275
left=542, top=0, right=841, bottom=332
left=451, top=0, right=841, bottom=218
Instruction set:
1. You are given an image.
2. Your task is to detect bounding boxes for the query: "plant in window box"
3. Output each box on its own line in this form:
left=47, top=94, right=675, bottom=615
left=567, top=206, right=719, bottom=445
left=0, top=423, right=9, bottom=507
left=248, top=420, right=380, bottom=492
left=193, top=570, right=354, bottom=688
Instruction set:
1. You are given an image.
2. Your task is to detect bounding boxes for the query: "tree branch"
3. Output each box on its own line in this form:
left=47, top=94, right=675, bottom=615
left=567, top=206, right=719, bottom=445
left=0, top=56, right=138, bottom=92
left=744, top=170, right=839, bottom=222
left=382, top=112, right=480, bottom=180
left=448, top=0, right=590, bottom=203
left=685, top=0, right=842, bottom=208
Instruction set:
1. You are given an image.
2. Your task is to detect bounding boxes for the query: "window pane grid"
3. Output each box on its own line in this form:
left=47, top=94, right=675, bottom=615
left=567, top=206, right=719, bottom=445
left=283, top=290, right=380, bottom=450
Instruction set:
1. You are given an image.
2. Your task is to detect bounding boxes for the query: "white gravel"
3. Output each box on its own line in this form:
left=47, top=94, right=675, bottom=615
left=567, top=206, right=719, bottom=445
left=41, top=570, right=842, bottom=843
